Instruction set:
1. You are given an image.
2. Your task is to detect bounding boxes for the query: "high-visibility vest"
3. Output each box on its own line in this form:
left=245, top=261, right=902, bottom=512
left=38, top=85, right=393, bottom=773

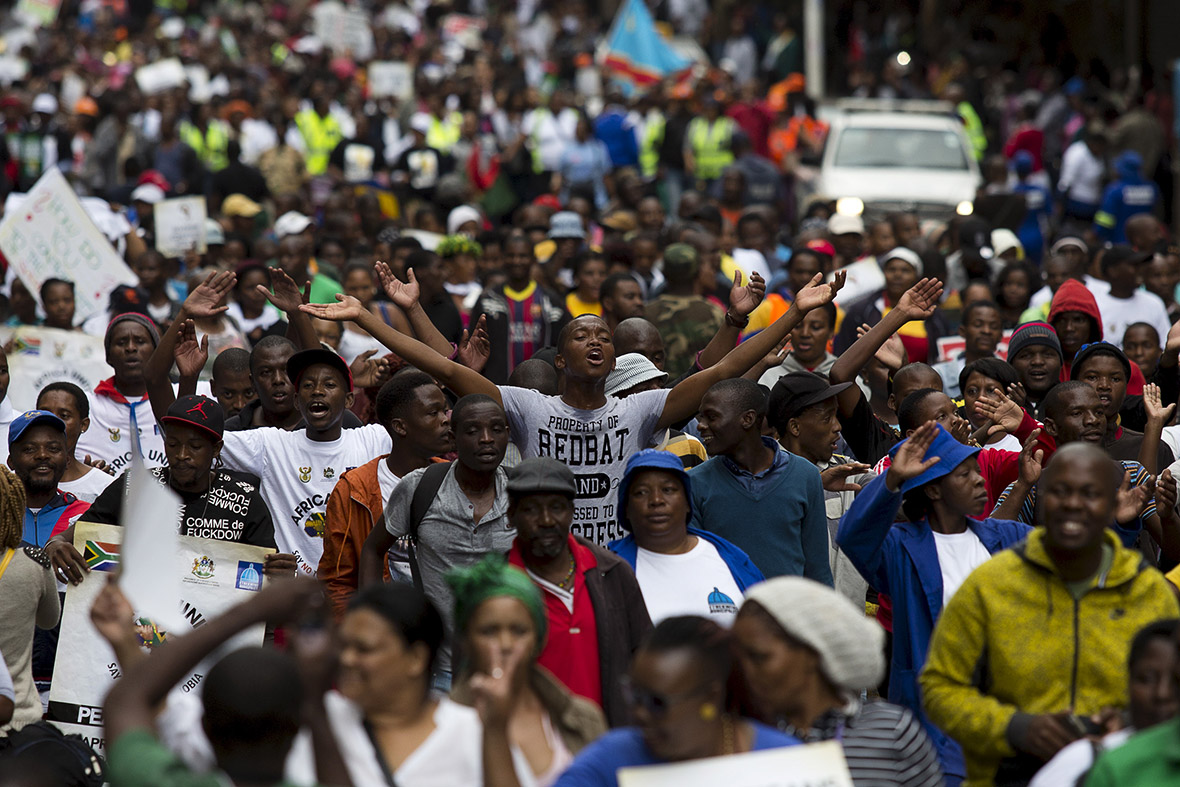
left=529, top=108, right=551, bottom=174
left=640, top=111, right=665, bottom=178
left=957, top=101, right=987, bottom=161
left=295, top=109, right=343, bottom=176
left=426, top=112, right=462, bottom=154
left=687, top=116, right=735, bottom=180
left=179, top=120, right=230, bottom=171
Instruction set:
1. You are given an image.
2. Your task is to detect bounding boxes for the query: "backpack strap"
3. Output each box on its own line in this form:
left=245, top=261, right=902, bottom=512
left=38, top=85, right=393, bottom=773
left=406, top=462, right=453, bottom=592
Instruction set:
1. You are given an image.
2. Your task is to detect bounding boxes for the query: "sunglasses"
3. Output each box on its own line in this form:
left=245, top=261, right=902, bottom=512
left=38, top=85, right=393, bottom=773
left=620, top=675, right=709, bottom=717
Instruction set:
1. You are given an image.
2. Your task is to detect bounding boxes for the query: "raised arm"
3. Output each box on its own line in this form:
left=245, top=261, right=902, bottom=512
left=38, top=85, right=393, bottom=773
left=657, top=272, right=844, bottom=428
left=301, top=295, right=501, bottom=403
left=1139, top=383, right=1176, bottom=476
left=695, top=270, right=766, bottom=370
left=375, top=262, right=456, bottom=358
left=830, top=278, right=943, bottom=417
left=144, top=270, right=236, bottom=424
left=260, top=268, right=319, bottom=351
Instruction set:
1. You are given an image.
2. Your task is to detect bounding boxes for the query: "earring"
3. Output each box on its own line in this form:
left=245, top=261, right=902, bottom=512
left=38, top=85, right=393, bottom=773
left=699, top=702, right=718, bottom=721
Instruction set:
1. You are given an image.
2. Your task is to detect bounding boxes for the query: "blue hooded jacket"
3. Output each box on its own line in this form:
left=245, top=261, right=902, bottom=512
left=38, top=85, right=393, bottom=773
left=1095, top=151, right=1159, bottom=243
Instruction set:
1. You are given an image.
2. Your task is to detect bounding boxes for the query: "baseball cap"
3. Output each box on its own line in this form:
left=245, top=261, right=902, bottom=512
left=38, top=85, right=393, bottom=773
left=828, top=213, right=865, bottom=236
left=161, top=395, right=225, bottom=443
left=8, top=410, right=66, bottom=447
left=409, top=112, right=432, bottom=135
left=222, top=194, right=263, bottom=218
left=286, top=348, right=353, bottom=391
left=1101, top=244, right=1152, bottom=272
left=1050, top=236, right=1088, bottom=256
left=205, top=218, right=226, bottom=246
left=31, top=94, right=58, bottom=115
left=768, top=372, right=852, bottom=430
left=274, top=211, right=314, bottom=239
left=805, top=239, right=836, bottom=258
left=548, top=211, right=586, bottom=240
left=130, top=184, right=165, bottom=205
left=605, top=353, right=669, bottom=397
left=506, top=457, right=577, bottom=497
left=600, top=211, right=638, bottom=232
left=662, top=243, right=700, bottom=278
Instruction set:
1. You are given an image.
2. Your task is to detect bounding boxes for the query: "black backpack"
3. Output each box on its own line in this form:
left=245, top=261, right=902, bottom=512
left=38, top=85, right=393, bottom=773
left=405, top=461, right=453, bottom=592
left=0, top=721, right=105, bottom=786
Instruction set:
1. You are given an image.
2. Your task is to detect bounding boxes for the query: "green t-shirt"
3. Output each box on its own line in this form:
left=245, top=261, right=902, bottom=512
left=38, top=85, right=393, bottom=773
left=1064, top=543, right=1114, bottom=600
left=107, top=729, right=309, bottom=787
left=309, top=272, right=344, bottom=305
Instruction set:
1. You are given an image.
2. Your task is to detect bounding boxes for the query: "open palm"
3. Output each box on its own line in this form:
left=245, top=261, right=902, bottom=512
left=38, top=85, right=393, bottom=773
left=794, top=270, right=846, bottom=312
left=260, top=268, right=307, bottom=313
left=300, top=294, right=365, bottom=323
left=729, top=270, right=766, bottom=317
left=184, top=270, right=234, bottom=318
left=376, top=262, right=420, bottom=311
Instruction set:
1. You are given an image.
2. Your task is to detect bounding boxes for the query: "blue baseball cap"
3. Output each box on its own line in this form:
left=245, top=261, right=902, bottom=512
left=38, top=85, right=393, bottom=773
left=887, top=423, right=980, bottom=494
left=617, top=449, right=693, bottom=532
left=8, top=410, right=67, bottom=446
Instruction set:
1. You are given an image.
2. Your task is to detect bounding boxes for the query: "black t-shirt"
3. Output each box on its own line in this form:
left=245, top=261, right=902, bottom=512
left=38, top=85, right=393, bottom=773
left=1105, top=426, right=1175, bottom=472
left=84, top=467, right=276, bottom=548
left=842, top=394, right=902, bottom=466
left=421, top=292, right=464, bottom=346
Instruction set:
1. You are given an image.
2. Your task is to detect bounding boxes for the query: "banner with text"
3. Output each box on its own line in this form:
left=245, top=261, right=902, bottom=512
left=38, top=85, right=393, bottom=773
left=618, top=741, right=854, bottom=787
left=46, top=522, right=273, bottom=756
left=2, top=325, right=112, bottom=411
left=0, top=168, right=136, bottom=321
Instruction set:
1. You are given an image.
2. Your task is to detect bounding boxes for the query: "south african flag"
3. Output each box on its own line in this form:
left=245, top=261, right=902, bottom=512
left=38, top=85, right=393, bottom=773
left=84, top=541, right=120, bottom=572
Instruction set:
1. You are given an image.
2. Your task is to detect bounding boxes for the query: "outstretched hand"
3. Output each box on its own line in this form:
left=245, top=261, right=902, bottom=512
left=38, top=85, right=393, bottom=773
left=728, top=269, right=766, bottom=318
left=793, top=271, right=846, bottom=313
left=1115, top=469, right=1155, bottom=525
left=183, top=270, right=235, bottom=318
left=975, top=387, right=1025, bottom=436
left=174, top=320, right=209, bottom=379
left=1144, top=383, right=1176, bottom=426
left=821, top=462, right=872, bottom=493
left=300, top=294, right=366, bottom=323
left=1158, top=469, right=1180, bottom=524
left=376, top=261, right=420, bottom=311
left=351, top=349, right=392, bottom=389
left=857, top=322, right=907, bottom=371
left=258, top=268, right=308, bottom=314
left=885, top=421, right=942, bottom=491
left=896, top=277, right=944, bottom=320
left=456, top=314, right=491, bottom=373
left=1016, top=429, right=1045, bottom=487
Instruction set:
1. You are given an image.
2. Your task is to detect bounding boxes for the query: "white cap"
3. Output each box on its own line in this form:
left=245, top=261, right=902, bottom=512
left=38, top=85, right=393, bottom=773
left=31, top=94, right=57, bottom=115
left=409, top=112, right=432, bottom=135
left=205, top=218, right=226, bottom=246
left=130, top=184, right=165, bottom=205
left=274, top=211, right=314, bottom=239
left=828, top=213, right=865, bottom=236
left=447, top=205, right=482, bottom=235
left=992, top=228, right=1024, bottom=259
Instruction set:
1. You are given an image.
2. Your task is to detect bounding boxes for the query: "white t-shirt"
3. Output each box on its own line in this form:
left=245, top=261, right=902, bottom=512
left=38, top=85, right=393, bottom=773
left=1029, top=275, right=1112, bottom=312
left=220, top=424, right=392, bottom=574
left=375, top=458, right=402, bottom=508
left=58, top=466, right=116, bottom=503
left=76, top=391, right=167, bottom=473
left=499, top=386, right=670, bottom=544
left=285, top=693, right=542, bottom=787
left=225, top=302, right=282, bottom=336
left=1028, top=728, right=1134, bottom=787
left=634, top=539, right=743, bottom=626
left=1093, top=289, right=1171, bottom=349
left=932, top=529, right=993, bottom=609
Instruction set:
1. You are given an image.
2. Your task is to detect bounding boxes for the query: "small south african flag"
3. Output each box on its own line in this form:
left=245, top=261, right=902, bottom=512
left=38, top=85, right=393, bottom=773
left=84, top=541, right=120, bottom=572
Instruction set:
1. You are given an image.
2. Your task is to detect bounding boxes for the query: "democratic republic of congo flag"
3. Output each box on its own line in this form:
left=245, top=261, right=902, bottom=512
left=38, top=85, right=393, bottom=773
left=601, top=0, right=691, bottom=91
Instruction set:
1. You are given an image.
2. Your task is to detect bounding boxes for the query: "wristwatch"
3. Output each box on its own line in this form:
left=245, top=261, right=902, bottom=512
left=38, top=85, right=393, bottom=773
left=725, top=310, right=749, bottom=329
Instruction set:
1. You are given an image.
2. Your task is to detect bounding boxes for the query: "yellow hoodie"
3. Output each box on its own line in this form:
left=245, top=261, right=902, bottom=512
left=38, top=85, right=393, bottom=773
left=920, top=528, right=1178, bottom=786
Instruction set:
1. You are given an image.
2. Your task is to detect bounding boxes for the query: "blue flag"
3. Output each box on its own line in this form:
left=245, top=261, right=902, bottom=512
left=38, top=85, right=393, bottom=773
left=602, top=0, right=691, bottom=90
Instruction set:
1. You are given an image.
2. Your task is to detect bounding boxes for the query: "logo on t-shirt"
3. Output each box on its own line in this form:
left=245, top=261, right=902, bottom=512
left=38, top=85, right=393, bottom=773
left=298, top=466, right=312, bottom=483
left=303, top=512, right=326, bottom=538
left=708, top=588, right=737, bottom=616
left=322, top=467, right=335, bottom=480
left=235, top=561, right=263, bottom=592
left=108, top=427, right=120, bottom=442
left=191, top=555, right=215, bottom=579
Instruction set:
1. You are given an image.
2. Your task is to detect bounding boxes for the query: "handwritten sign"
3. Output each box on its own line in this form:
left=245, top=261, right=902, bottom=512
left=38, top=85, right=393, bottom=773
left=154, top=196, right=208, bottom=257
left=618, top=741, right=854, bottom=787
left=368, top=61, right=414, bottom=100
left=0, top=168, right=136, bottom=321
left=312, top=1, right=375, bottom=61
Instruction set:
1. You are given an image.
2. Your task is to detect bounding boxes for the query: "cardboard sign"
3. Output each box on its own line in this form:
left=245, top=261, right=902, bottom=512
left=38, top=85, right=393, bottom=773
left=135, top=58, right=188, bottom=95
left=313, top=1, right=375, bottom=61
left=0, top=169, right=136, bottom=321
left=368, top=61, right=414, bottom=100
left=46, top=521, right=273, bottom=756
left=618, top=741, right=854, bottom=787
left=3, top=326, right=112, bottom=411
left=154, top=196, right=208, bottom=257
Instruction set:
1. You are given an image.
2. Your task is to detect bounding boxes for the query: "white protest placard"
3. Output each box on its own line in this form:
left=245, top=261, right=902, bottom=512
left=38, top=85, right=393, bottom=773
left=154, top=196, right=208, bottom=258
left=0, top=168, right=136, bottom=321
left=3, top=326, right=112, bottom=411
left=368, top=61, right=414, bottom=100
left=312, top=1, right=375, bottom=61
left=617, top=741, right=854, bottom=787
left=46, top=521, right=274, bottom=755
left=121, top=461, right=185, bottom=630
left=135, top=57, right=188, bottom=95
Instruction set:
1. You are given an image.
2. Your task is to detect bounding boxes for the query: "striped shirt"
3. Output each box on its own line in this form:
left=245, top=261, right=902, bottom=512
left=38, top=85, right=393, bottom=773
left=995, top=459, right=1156, bottom=524
left=781, top=700, right=944, bottom=787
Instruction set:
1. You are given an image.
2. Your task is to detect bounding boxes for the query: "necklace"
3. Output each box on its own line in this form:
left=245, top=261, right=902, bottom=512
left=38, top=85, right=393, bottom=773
left=555, top=552, right=576, bottom=589
left=721, top=714, right=736, bottom=755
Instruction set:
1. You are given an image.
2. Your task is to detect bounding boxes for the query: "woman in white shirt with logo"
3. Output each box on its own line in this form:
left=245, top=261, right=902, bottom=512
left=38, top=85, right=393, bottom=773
left=607, top=449, right=765, bottom=626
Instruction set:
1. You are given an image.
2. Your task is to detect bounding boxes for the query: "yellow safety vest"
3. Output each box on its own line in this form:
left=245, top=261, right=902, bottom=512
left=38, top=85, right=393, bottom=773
left=640, top=112, right=665, bottom=178
left=426, top=112, right=462, bottom=154
left=688, top=116, right=734, bottom=180
left=179, top=120, right=230, bottom=172
left=295, top=109, right=344, bottom=176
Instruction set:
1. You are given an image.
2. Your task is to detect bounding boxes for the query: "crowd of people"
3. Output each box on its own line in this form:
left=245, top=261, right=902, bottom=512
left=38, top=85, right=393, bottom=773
left=1, top=0, right=1180, bottom=786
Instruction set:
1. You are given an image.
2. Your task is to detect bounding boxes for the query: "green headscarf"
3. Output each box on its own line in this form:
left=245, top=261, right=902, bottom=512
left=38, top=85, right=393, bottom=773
left=446, top=555, right=548, bottom=653
left=436, top=234, right=483, bottom=259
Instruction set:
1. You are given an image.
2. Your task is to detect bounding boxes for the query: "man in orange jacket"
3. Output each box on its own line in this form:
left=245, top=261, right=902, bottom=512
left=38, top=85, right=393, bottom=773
left=318, top=370, right=454, bottom=617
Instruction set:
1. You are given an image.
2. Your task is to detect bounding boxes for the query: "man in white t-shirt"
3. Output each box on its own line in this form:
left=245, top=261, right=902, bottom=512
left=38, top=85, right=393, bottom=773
left=319, top=370, right=454, bottom=617
left=1093, top=244, right=1172, bottom=349
left=304, top=269, right=847, bottom=545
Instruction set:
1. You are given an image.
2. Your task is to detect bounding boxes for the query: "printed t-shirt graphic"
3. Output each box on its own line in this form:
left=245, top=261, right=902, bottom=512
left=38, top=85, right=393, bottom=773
left=500, top=386, right=670, bottom=544
left=219, top=425, right=392, bottom=574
